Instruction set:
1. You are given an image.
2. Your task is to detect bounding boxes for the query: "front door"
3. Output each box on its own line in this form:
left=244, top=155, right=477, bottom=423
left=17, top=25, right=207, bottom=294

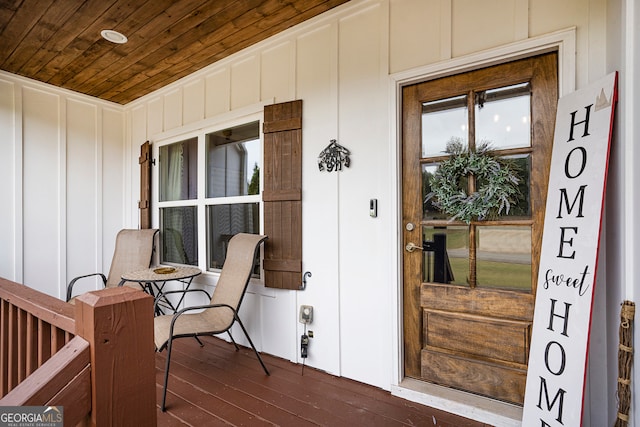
left=402, top=53, right=558, bottom=404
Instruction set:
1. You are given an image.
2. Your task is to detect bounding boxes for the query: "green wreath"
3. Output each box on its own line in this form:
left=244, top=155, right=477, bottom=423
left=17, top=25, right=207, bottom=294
left=425, top=138, right=521, bottom=224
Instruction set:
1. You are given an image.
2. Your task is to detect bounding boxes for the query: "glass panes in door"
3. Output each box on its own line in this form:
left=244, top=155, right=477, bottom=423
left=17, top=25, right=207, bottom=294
left=420, top=82, right=534, bottom=289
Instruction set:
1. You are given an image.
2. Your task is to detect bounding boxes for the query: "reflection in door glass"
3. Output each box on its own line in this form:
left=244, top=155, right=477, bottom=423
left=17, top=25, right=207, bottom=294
left=476, top=226, right=532, bottom=291
left=421, top=95, right=468, bottom=157
left=421, top=225, right=531, bottom=291
left=421, top=164, right=450, bottom=220
left=475, top=83, right=531, bottom=150
left=422, top=226, right=468, bottom=286
left=477, top=154, right=532, bottom=219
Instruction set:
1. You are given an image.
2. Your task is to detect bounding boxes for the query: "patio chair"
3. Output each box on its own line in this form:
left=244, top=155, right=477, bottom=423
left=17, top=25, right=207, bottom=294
left=66, top=228, right=158, bottom=302
left=154, top=233, right=269, bottom=411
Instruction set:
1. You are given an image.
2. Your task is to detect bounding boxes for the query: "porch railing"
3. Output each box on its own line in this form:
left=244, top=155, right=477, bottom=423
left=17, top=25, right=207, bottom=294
left=0, top=277, right=157, bottom=426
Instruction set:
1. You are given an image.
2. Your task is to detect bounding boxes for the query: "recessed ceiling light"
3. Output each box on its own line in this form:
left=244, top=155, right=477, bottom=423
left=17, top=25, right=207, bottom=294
left=101, top=29, right=128, bottom=44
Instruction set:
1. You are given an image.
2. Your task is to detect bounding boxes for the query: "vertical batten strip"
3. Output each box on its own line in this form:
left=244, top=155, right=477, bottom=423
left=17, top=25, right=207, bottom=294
left=14, top=84, right=23, bottom=284
left=58, top=96, right=67, bottom=300
left=440, top=0, right=452, bottom=61
left=514, top=0, right=529, bottom=40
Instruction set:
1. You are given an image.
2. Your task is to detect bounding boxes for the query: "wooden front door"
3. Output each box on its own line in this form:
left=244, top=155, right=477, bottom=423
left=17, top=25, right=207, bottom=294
left=402, top=53, right=557, bottom=404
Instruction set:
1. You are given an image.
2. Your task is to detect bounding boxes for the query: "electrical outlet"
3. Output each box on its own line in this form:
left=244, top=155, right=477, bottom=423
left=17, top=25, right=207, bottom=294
left=299, top=305, right=313, bottom=324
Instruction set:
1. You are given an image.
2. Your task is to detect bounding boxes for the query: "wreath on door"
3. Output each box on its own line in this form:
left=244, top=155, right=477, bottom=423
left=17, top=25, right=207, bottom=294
left=425, top=138, right=521, bottom=224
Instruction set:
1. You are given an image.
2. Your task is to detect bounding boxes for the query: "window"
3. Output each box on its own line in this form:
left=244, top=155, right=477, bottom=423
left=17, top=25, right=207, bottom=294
left=159, top=137, right=198, bottom=266
left=157, top=121, right=262, bottom=273
left=205, top=122, right=261, bottom=272
left=155, top=99, right=303, bottom=289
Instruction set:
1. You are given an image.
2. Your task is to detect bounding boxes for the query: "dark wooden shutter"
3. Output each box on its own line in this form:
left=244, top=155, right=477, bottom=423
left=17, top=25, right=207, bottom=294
left=139, top=141, right=151, bottom=229
left=263, top=100, right=302, bottom=289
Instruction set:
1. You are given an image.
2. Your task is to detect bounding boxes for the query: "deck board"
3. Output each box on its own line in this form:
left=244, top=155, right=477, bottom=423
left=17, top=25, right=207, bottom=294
left=155, top=335, right=490, bottom=426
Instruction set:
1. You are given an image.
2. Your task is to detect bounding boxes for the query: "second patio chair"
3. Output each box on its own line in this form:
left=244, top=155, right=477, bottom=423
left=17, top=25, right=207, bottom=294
left=154, top=233, right=269, bottom=411
left=66, top=228, right=158, bottom=302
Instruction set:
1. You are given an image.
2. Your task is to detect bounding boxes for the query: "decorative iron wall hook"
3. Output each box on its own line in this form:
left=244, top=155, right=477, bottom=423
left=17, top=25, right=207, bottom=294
left=318, top=139, right=350, bottom=172
left=300, top=271, right=312, bottom=290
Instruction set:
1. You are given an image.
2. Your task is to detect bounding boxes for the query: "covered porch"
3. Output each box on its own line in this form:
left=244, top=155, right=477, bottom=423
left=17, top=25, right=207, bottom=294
left=153, top=335, right=486, bottom=426
left=0, top=277, right=485, bottom=426
left=2, top=1, right=638, bottom=425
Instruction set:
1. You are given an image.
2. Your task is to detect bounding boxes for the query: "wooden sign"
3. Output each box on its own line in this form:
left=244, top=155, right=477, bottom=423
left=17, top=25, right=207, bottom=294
left=522, top=72, right=618, bottom=426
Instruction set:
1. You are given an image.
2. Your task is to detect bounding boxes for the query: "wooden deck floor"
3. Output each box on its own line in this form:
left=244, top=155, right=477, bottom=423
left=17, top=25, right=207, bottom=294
left=154, top=335, right=491, bottom=426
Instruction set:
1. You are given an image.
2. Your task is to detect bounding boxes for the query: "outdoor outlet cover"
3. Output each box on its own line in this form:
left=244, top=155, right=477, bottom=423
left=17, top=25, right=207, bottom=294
left=299, top=305, right=313, bottom=324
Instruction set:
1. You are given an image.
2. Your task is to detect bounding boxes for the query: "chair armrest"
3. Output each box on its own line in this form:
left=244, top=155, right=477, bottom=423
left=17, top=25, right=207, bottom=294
left=66, top=273, right=107, bottom=301
left=157, top=288, right=212, bottom=299
left=175, top=303, right=233, bottom=315
left=169, top=304, right=238, bottom=336
left=169, top=303, right=236, bottom=329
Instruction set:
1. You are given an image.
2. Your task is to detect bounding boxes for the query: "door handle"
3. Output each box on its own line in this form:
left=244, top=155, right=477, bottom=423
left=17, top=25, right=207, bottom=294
left=405, top=242, right=423, bottom=252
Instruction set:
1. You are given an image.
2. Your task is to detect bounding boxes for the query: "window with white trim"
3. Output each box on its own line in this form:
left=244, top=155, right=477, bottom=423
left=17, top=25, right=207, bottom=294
left=157, top=120, right=262, bottom=274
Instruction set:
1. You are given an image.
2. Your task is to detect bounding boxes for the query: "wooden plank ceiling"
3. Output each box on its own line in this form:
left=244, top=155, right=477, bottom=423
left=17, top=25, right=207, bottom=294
left=0, top=0, right=350, bottom=105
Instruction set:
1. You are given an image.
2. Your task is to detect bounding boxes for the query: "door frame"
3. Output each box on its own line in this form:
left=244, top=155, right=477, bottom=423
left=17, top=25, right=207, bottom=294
left=388, top=28, right=576, bottom=426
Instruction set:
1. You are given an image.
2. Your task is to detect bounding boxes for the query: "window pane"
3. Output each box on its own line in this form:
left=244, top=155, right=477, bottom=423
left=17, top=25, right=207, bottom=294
left=207, top=203, right=260, bottom=271
left=475, top=83, right=531, bottom=150
left=422, top=226, right=469, bottom=286
left=159, top=138, right=198, bottom=201
left=206, top=122, right=260, bottom=198
left=476, top=226, right=532, bottom=291
left=491, top=154, right=531, bottom=218
left=422, top=95, right=468, bottom=157
left=160, top=207, right=198, bottom=265
left=422, top=163, right=453, bottom=221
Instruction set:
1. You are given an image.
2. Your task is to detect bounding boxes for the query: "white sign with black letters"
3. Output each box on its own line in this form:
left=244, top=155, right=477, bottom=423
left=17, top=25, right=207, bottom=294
left=522, top=72, right=618, bottom=426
